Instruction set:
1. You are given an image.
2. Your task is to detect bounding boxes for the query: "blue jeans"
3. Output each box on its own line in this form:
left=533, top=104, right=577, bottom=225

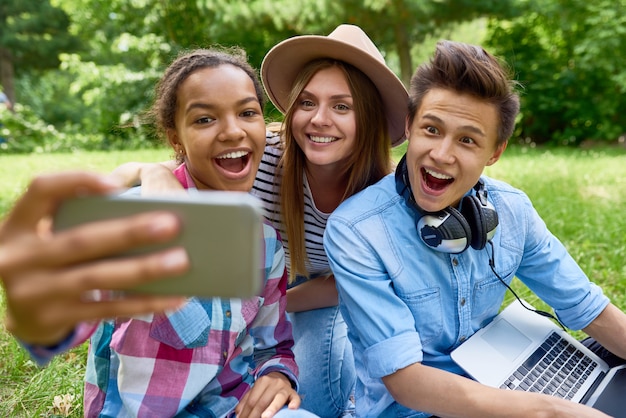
left=288, top=306, right=356, bottom=418
left=275, top=406, right=320, bottom=417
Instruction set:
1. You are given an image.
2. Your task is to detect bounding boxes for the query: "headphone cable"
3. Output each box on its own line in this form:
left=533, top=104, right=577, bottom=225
left=487, top=241, right=567, bottom=331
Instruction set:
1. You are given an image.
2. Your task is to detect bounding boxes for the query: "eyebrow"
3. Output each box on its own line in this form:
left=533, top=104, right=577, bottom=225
left=300, top=90, right=353, bottom=101
left=185, top=96, right=259, bottom=114
left=422, top=113, right=485, bottom=137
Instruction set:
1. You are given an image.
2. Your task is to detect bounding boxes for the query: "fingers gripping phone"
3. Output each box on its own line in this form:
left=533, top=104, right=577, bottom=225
left=53, top=192, right=265, bottom=299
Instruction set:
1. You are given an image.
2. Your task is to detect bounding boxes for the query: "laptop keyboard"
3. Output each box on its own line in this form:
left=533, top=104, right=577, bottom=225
left=500, top=332, right=598, bottom=400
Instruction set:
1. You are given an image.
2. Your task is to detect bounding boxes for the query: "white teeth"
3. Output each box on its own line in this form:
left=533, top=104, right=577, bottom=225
left=425, top=168, right=452, bottom=180
left=309, top=136, right=337, bottom=143
left=217, top=150, right=248, bottom=159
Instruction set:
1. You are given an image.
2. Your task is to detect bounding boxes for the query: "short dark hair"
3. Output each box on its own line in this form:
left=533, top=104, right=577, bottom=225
left=408, top=41, right=520, bottom=145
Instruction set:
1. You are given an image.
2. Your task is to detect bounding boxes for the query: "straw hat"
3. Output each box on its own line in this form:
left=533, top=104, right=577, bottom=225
left=261, top=24, right=408, bottom=146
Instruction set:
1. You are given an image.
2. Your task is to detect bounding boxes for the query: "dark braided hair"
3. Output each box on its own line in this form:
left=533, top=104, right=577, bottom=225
left=148, top=47, right=265, bottom=163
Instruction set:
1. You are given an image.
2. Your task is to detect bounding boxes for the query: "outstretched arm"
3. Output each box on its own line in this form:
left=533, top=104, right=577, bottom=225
left=109, top=160, right=183, bottom=195
left=0, top=171, right=188, bottom=347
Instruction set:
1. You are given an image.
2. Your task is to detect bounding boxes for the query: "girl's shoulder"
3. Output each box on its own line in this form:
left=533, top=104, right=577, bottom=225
left=263, top=126, right=284, bottom=163
left=265, top=122, right=283, bottom=146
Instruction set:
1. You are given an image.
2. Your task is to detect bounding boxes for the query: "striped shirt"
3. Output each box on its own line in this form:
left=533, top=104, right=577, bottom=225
left=251, top=133, right=332, bottom=279
left=26, top=164, right=298, bottom=418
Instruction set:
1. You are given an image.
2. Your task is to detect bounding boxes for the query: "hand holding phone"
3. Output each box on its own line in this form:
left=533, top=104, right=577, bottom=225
left=53, top=192, right=265, bottom=298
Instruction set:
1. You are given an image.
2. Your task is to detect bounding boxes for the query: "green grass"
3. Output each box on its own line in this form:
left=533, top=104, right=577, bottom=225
left=0, top=149, right=172, bottom=216
left=483, top=146, right=626, bottom=305
left=1, top=144, right=625, bottom=416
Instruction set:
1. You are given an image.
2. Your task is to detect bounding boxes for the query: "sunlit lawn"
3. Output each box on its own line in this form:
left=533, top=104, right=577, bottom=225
left=0, top=148, right=171, bottom=417
left=0, top=144, right=625, bottom=416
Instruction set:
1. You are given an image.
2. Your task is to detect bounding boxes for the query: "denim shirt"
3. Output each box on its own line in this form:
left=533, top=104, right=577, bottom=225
left=324, top=173, right=608, bottom=418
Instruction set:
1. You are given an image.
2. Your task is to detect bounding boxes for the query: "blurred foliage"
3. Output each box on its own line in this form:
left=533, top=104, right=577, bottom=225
left=0, top=0, right=81, bottom=104
left=0, top=102, right=158, bottom=153
left=486, top=0, right=626, bottom=145
left=0, top=0, right=80, bottom=68
left=0, top=0, right=624, bottom=153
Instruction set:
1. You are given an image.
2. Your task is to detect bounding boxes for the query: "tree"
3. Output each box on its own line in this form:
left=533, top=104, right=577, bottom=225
left=4, top=0, right=532, bottom=152
left=0, top=0, right=80, bottom=104
left=333, top=0, right=523, bottom=85
left=204, top=0, right=522, bottom=85
left=163, top=0, right=523, bottom=85
left=486, top=0, right=626, bottom=145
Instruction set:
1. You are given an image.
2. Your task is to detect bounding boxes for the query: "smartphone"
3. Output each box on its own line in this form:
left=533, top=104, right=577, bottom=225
left=53, top=191, right=265, bottom=299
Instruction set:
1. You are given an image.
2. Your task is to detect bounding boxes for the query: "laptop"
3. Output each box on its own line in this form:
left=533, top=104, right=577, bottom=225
left=451, top=299, right=626, bottom=417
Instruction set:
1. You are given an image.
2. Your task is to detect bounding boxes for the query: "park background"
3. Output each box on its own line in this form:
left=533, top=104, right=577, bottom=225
left=0, top=0, right=625, bottom=416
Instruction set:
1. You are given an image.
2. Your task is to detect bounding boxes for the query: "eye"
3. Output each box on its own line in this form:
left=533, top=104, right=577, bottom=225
left=196, top=116, right=214, bottom=124
left=334, top=103, right=351, bottom=111
left=241, top=109, right=260, bottom=118
left=459, top=136, right=475, bottom=144
left=425, top=126, right=439, bottom=135
left=300, top=99, right=315, bottom=108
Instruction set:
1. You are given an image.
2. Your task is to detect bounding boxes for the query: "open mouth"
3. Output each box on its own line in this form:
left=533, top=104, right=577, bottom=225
left=422, top=167, right=453, bottom=191
left=215, top=150, right=250, bottom=173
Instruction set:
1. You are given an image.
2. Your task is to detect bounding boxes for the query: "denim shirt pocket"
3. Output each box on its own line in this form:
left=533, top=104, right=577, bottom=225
left=472, top=265, right=517, bottom=328
left=471, top=205, right=524, bottom=328
left=149, top=298, right=212, bottom=349
left=397, top=287, right=443, bottom=345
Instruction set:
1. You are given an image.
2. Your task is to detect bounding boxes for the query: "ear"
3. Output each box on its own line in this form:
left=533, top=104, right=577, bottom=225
left=405, top=115, right=412, bottom=140
left=486, top=141, right=507, bottom=166
left=166, top=128, right=183, bottom=154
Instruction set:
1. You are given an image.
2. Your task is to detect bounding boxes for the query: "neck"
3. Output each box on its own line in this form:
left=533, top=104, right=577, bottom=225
left=306, top=163, right=349, bottom=213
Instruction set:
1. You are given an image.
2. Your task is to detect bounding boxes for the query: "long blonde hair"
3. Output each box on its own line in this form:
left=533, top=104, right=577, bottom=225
left=278, top=59, right=392, bottom=282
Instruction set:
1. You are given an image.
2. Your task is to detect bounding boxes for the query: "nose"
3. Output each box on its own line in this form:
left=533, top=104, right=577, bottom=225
left=430, top=137, right=455, bottom=164
left=311, top=106, right=331, bottom=127
left=217, top=115, right=245, bottom=142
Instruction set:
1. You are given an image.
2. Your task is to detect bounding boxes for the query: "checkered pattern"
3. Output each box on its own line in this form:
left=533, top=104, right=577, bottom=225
left=26, top=165, right=297, bottom=417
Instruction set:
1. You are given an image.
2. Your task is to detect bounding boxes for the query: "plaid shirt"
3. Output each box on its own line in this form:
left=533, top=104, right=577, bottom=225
left=27, top=165, right=298, bottom=417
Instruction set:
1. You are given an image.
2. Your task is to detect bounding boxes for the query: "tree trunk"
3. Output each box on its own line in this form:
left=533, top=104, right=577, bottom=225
left=0, top=46, right=15, bottom=105
left=392, top=23, right=413, bottom=88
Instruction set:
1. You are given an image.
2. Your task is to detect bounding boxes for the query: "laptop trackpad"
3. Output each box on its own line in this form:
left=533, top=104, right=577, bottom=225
left=482, top=318, right=532, bottom=362
left=589, top=367, right=626, bottom=417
